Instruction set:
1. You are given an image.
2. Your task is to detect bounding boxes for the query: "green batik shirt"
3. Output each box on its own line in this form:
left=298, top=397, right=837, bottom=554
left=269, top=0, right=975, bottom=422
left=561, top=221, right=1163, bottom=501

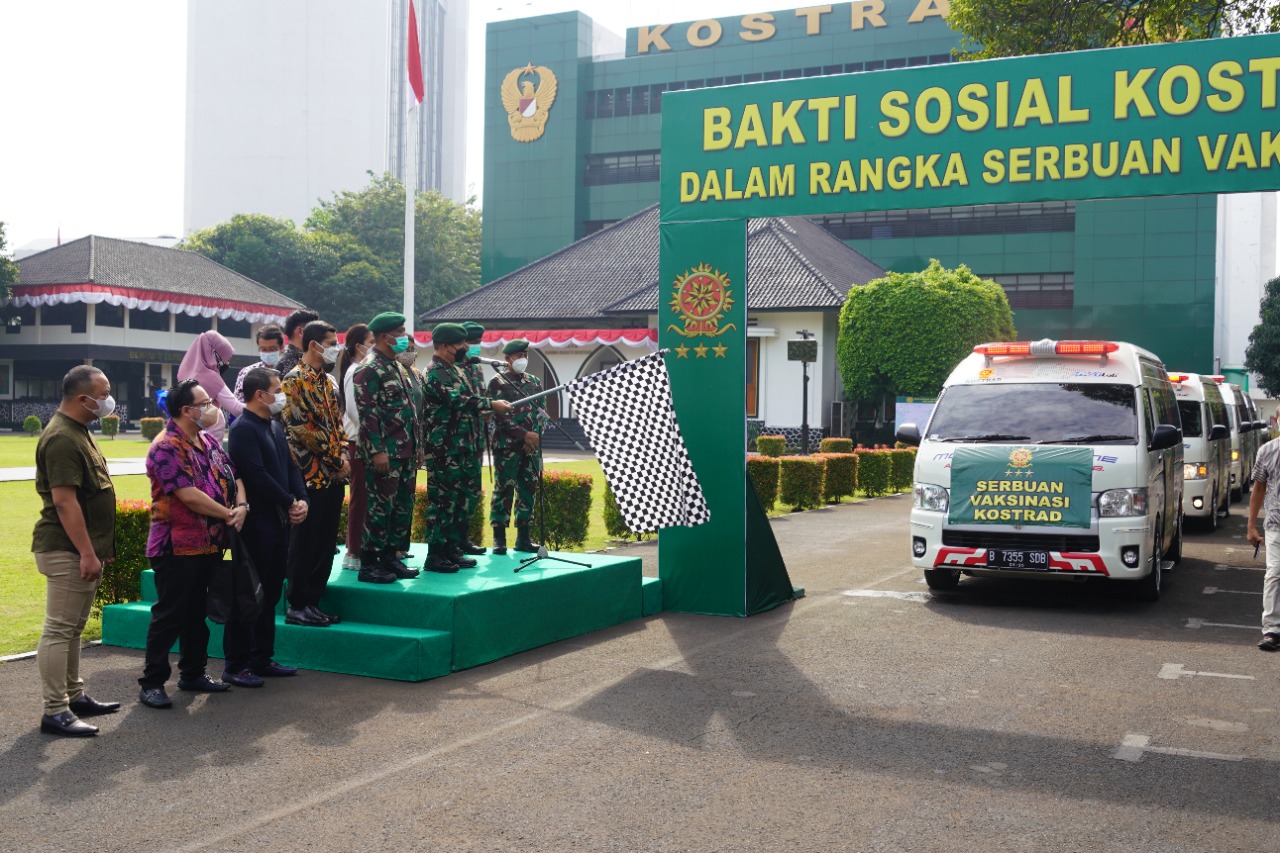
left=487, top=371, right=546, bottom=452
left=353, top=348, right=419, bottom=463
left=422, top=356, right=492, bottom=462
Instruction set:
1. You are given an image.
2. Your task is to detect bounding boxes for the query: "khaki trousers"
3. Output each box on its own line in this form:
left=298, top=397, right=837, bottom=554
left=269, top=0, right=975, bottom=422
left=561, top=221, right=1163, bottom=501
left=35, top=550, right=99, bottom=715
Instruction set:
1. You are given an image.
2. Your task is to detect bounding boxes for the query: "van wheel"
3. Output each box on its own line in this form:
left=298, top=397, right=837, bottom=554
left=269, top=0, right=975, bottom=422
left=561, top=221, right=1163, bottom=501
left=1206, top=488, right=1220, bottom=532
left=1131, top=529, right=1163, bottom=602
left=1168, top=511, right=1183, bottom=565
left=924, top=568, right=961, bottom=591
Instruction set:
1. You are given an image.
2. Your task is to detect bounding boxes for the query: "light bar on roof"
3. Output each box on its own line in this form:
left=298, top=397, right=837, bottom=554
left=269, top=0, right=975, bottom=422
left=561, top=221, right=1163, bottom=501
left=973, top=339, right=1119, bottom=358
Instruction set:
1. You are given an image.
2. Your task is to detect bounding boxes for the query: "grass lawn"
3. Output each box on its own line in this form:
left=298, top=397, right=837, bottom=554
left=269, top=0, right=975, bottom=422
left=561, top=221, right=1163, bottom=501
left=0, top=457, right=901, bottom=657
left=0, top=432, right=153, bottom=468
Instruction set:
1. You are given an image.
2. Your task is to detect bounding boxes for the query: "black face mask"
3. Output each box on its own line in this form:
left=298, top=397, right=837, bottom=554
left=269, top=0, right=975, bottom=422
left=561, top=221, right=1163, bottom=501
left=215, top=356, right=232, bottom=376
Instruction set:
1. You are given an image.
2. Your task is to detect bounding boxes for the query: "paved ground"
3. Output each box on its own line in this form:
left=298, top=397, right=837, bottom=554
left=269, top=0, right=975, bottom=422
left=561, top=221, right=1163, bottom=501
left=1, top=496, right=1277, bottom=851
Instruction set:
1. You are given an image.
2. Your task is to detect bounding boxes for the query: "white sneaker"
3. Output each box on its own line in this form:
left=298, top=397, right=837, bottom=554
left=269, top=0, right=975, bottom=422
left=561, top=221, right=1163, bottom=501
left=341, top=553, right=360, bottom=571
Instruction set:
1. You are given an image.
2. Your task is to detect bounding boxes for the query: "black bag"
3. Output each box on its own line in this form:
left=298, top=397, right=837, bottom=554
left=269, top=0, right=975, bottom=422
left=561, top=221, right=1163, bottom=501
left=207, top=527, right=264, bottom=624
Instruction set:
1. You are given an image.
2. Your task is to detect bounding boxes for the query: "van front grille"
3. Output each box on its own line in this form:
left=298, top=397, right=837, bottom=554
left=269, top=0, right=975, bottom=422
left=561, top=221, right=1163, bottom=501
left=942, top=531, right=1100, bottom=552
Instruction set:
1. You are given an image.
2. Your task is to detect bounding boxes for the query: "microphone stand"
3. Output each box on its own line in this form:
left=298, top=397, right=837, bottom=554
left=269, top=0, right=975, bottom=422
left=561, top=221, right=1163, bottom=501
left=480, top=359, right=590, bottom=573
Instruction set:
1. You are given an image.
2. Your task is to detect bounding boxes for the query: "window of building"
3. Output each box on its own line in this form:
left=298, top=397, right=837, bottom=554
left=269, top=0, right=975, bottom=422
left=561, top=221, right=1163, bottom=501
left=584, top=150, right=661, bottom=186
left=582, top=219, right=620, bottom=236
left=96, top=303, right=125, bottom=328
left=813, top=202, right=1075, bottom=240
left=175, top=313, right=212, bottom=335
left=221, top=318, right=251, bottom=339
left=130, top=309, right=171, bottom=332
left=4, top=305, right=34, bottom=335
left=983, top=273, right=1075, bottom=311
left=41, top=303, right=87, bottom=334
left=747, top=337, right=760, bottom=418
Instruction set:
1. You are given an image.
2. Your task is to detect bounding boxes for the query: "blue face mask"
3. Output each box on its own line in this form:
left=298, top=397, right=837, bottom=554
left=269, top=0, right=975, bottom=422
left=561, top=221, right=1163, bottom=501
left=467, top=344, right=482, bottom=358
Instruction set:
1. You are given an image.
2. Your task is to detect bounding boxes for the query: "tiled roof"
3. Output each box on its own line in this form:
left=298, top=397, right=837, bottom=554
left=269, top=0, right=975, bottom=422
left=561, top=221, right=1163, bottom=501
left=15, top=235, right=304, bottom=309
left=423, top=204, right=885, bottom=324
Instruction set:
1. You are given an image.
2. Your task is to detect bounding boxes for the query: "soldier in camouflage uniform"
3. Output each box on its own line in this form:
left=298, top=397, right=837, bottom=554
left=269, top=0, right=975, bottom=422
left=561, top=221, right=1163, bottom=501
left=421, top=323, right=511, bottom=572
left=352, top=312, right=421, bottom=584
left=457, top=322, right=489, bottom=555
left=487, top=339, right=546, bottom=554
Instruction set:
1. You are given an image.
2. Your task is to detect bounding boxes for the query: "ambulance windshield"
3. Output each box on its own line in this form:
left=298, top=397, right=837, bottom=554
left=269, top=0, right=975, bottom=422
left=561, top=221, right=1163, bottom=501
left=928, top=383, right=1137, bottom=444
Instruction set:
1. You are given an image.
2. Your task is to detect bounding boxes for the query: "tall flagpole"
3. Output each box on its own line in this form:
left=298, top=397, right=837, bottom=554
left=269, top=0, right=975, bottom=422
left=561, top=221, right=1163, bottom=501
left=404, top=0, right=425, bottom=334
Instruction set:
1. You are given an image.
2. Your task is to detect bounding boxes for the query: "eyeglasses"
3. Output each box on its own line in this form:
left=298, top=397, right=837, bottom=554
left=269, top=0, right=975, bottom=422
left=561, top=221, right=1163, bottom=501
left=187, top=400, right=215, bottom=412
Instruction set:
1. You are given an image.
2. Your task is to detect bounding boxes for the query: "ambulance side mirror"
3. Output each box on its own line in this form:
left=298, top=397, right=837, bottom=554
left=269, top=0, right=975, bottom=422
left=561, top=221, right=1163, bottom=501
left=1150, top=423, right=1181, bottom=451
left=895, top=423, right=921, bottom=447
left=1209, top=424, right=1228, bottom=442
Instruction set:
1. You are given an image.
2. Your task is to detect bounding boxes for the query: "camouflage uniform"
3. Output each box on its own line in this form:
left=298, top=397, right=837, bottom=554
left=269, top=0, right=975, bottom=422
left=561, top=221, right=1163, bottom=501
left=353, top=348, right=419, bottom=560
left=488, top=370, right=546, bottom=525
left=421, top=355, right=494, bottom=548
left=459, top=356, right=488, bottom=529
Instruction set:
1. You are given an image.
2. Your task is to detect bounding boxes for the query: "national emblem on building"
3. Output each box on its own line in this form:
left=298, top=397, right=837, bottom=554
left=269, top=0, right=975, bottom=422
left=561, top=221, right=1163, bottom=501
left=668, top=263, right=736, bottom=358
left=500, top=64, right=558, bottom=142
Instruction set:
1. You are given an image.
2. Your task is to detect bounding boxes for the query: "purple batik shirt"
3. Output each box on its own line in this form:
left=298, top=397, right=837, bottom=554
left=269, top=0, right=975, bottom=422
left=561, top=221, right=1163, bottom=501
left=145, top=419, right=237, bottom=557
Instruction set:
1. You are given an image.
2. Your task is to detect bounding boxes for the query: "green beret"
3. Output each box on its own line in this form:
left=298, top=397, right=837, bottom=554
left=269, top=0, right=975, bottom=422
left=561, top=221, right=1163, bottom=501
left=462, top=321, right=486, bottom=340
left=368, top=312, right=406, bottom=334
left=502, top=339, right=530, bottom=356
left=431, top=322, right=468, bottom=345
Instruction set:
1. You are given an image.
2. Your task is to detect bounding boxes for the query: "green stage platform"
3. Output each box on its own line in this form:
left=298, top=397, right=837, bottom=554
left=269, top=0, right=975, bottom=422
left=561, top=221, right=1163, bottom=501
left=102, top=547, right=661, bottom=682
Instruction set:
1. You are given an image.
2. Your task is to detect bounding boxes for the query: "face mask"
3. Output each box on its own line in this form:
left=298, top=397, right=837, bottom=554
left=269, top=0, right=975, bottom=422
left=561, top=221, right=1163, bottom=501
left=268, top=392, right=287, bottom=415
left=512, top=358, right=529, bottom=375
left=215, top=356, right=232, bottom=376
left=84, top=394, right=116, bottom=420
left=467, top=344, right=482, bottom=359
left=260, top=351, right=281, bottom=367
left=189, top=404, right=219, bottom=429
left=391, top=335, right=411, bottom=354
left=396, top=351, right=417, bottom=368
left=322, top=345, right=342, bottom=365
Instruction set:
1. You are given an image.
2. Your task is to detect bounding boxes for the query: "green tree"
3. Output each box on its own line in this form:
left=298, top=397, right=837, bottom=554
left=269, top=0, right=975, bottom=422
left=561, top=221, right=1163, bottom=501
left=1245, top=275, right=1280, bottom=397
left=180, top=214, right=318, bottom=304
left=948, top=0, right=1280, bottom=59
left=0, top=222, right=19, bottom=301
left=836, top=259, right=1015, bottom=401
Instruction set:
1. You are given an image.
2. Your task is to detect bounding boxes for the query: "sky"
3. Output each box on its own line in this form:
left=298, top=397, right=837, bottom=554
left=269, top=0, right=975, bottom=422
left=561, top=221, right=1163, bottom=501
left=0, top=0, right=763, bottom=255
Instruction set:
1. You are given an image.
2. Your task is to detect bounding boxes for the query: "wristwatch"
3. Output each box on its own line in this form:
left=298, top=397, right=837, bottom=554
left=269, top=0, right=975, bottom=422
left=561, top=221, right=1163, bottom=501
left=237, top=502, right=250, bottom=511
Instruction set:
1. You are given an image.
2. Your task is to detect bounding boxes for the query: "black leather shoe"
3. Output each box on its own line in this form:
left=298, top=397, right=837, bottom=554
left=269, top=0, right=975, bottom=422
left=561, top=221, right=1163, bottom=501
left=307, top=605, right=341, bottom=625
left=491, top=526, right=508, bottom=556
left=461, top=539, right=486, bottom=556
left=449, top=549, right=478, bottom=568
left=252, top=660, right=299, bottom=678
left=41, top=711, right=99, bottom=737
left=138, top=686, right=172, bottom=708
left=426, top=551, right=460, bottom=573
left=381, top=555, right=420, bottom=580
left=358, top=562, right=397, bottom=584
left=513, top=524, right=540, bottom=553
left=69, top=695, right=121, bottom=717
left=286, top=606, right=330, bottom=626
left=177, top=674, right=231, bottom=692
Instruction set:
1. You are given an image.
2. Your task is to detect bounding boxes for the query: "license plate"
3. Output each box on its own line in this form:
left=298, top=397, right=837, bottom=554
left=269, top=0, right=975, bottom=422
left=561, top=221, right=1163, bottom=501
left=986, top=549, right=1050, bottom=570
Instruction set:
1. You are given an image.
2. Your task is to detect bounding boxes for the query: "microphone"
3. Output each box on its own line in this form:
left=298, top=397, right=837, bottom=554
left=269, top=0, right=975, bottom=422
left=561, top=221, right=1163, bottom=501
left=477, top=357, right=507, bottom=367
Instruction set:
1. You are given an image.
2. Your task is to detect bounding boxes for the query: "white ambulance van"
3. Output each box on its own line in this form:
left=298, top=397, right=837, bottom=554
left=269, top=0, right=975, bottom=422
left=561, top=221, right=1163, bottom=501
left=896, top=339, right=1183, bottom=602
left=1167, top=373, right=1230, bottom=530
left=1216, top=380, right=1251, bottom=501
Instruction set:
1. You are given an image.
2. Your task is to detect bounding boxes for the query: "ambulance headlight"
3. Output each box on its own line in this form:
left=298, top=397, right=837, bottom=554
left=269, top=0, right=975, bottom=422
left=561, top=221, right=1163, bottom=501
left=1183, top=463, right=1207, bottom=481
left=1232, top=449, right=1240, bottom=462
left=913, top=484, right=949, bottom=513
left=1099, top=488, right=1148, bottom=518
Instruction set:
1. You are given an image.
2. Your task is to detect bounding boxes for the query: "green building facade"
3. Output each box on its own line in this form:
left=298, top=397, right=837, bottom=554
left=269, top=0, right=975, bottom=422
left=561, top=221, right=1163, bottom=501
left=481, top=0, right=1217, bottom=372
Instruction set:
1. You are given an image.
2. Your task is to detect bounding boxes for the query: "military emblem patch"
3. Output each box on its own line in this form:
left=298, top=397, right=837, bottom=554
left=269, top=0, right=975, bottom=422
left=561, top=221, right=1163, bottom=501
left=501, top=64, right=558, bottom=143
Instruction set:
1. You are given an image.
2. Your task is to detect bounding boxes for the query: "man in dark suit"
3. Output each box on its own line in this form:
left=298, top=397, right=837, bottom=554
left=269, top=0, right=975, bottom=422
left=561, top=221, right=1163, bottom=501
left=226, top=368, right=309, bottom=686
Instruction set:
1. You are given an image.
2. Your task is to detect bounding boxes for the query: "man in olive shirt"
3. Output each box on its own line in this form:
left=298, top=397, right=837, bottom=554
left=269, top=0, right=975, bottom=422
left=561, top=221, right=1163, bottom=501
left=32, top=365, right=122, bottom=737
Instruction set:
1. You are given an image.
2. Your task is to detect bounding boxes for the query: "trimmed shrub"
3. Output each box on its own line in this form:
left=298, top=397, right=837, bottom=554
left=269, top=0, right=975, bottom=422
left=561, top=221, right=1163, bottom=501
left=817, top=452, right=858, bottom=502
left=819, top=437, right=854, bottom=454
left=747, top=420, right=763, bottom=452
left=535, top=469, right=593, bottom=550
left=890, top=449, right=916, bottom=492
left=140, top=418, right=165, bottom=440
left=23, top=415, right=41, bottom=436
left=100, top=415, right=119, bottom=439
left=779, top=456, right=826, bottom=510
left=757, top=435, right=786, bottom=457
left=857, top=450, right=893, bottom=497
left=95, top=500, right=151, bottom=611
left=603, top=480, right=653, bottom=541
left=747, top=454, right=781, bottom=512
left=411, top=483, right=486, bottom=546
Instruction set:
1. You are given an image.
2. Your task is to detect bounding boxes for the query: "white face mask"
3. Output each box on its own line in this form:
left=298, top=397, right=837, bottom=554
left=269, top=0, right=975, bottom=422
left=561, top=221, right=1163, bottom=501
left=512, top=357, right=529, bottom=374
left=189, top=403, right=219, bottom=429
left=84, top=394, right=116, bottom=420
left=322, top=345, right=343, bottom=365
left=268, top=392, right=287, bottom=415
left=259, top=350, right=282, bottom=367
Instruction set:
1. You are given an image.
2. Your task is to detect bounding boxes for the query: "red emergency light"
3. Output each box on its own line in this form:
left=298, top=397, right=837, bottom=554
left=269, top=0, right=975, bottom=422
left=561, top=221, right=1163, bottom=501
left=1167, top=373, right=1191, bottom=383
left=973, top=340, right=1119, bottom=357
left=1207, top=374, right=1226, bottom=383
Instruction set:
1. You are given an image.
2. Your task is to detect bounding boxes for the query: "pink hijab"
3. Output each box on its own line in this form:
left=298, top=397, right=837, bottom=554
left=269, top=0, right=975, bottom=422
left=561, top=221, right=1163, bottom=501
left=177, top=330, right=244, bottom=442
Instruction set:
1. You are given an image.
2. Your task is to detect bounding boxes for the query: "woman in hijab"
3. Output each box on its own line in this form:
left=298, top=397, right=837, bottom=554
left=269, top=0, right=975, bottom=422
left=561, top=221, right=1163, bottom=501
left=177, top=330, right=243, bottom=443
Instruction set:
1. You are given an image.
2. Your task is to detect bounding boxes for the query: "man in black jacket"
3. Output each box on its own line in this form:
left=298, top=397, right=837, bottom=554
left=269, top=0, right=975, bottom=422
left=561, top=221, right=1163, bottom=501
left=226, top=368, right=309, bottom=686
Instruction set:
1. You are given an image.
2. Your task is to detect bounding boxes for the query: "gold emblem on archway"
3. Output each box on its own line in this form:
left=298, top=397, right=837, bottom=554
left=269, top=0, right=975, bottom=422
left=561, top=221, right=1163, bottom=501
left=500, top=64, right=558, bottom=142
left=669, top=263, right=736, bottom=358
left=1009, top=448, right=1033, bottom=469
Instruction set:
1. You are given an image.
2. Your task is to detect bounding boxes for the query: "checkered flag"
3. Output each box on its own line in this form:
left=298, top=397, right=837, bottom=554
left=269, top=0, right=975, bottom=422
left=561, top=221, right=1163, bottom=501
left=565, top=351, right=710, bottom=532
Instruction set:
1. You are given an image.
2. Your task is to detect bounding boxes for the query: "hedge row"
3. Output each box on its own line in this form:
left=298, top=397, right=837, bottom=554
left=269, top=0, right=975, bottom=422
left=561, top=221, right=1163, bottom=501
left=819, top=437, right=854, bottom=453
left=747, top=455, right=781, bottom=511
left=746, top=448, right=914, bottom=510
left=756, top=435, right=786, bottom=458
left=140, top=418, right=165, bottom=440
left=813, top=452, right=858, bottom=502
left=779, top=457, right=827, bottom=510
left=604, top=480, right=654, bottom=541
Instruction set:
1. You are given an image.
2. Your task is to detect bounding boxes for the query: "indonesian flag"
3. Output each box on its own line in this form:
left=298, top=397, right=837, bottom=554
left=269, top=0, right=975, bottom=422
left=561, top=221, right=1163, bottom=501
left=407, top=0, right=425, bottom=108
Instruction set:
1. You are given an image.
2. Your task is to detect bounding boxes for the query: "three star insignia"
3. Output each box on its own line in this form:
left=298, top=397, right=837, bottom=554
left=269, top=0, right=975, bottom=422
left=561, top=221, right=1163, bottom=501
left=694, top=344, right=710, bottom=358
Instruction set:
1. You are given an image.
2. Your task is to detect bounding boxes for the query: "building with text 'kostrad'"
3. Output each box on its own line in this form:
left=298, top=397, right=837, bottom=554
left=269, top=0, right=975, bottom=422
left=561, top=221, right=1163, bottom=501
left=480, top=0, right=1278, bottom=437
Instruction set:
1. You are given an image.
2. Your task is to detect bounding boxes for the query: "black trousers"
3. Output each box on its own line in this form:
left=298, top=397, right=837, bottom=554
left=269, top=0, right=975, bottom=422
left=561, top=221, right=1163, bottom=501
left=139, top=553, right=220, bottom=688
left=223, top=518, right=288, bottom=673
left=287, top=484, right=344, bottom=610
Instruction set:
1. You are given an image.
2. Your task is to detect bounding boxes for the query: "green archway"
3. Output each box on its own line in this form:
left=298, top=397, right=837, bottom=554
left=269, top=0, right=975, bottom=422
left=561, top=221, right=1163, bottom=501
left=658, top=34, right=1280, bottom=615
